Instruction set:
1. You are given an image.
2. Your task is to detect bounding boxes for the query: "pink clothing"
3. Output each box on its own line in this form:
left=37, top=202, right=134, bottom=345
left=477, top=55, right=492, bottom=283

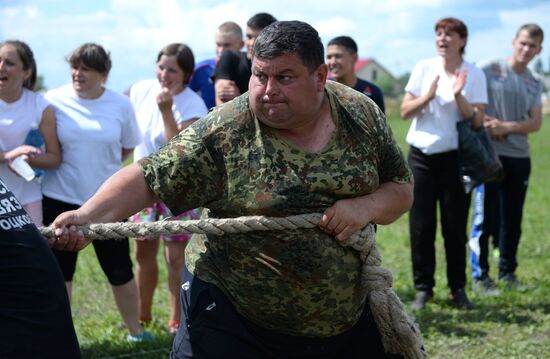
left=23, top=200, right=43, bottom=227
left=131, top=202, right=198, bottom=241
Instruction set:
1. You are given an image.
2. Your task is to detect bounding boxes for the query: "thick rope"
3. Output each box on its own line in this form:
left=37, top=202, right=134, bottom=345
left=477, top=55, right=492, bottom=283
left=39, top=213, right=424, bottom=358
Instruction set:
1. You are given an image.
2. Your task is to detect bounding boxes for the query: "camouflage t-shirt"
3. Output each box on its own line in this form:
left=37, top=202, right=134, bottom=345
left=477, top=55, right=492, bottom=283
left=139, top=80, right=411, bottom=337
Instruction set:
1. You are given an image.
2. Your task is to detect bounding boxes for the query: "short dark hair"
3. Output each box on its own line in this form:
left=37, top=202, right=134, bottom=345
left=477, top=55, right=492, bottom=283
left=68, top=43, right=112, bottom=76
left=0, top=40, right=37, bottom=90
left=516, top=23, right=544, bottom=44
left=252, top=20, right=324, bottom=73
left=157, top=43, right=195, bottom=85
left=218, top=21, right=243, bottom=39
left=247, top=12, right=277, bottom=31
left=327, top=36, right=358, bottom=54
left=435, top=17, right=468, bottom=55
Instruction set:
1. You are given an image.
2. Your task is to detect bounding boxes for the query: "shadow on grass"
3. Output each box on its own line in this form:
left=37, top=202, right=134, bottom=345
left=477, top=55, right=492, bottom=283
left=401, top=289, right=550, bottom=340
left=80, top=333, right=173, bottom=359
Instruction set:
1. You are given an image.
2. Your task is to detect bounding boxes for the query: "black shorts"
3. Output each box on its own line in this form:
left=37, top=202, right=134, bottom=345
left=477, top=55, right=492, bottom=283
left=171, top=267, right=395, bottom=359
left=43, top=196, right=134, bottom=285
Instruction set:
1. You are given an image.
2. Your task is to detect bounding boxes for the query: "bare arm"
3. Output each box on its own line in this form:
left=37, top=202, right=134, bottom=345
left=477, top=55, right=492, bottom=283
left=28, top=106, right=62, bottom=169
left=158, top=89, right=200, bottom=139
left=1, top=106, right=61, bottom=168
left=157, top=89, right=180, bottom=141
left=452, top=69, right=485, bottom=128
left=400, top=75, right=439, bottom=119
left=0, top=146, right=40, bottom=163
left=49, top=163, right=159, bottom=250
left=215, top=79, right=240, bottom=105
left=319, top=179, right=414, bottom=241
left=485, top=105, right=543, bottom=138
left=177, top=118, right=199, bottom=132
left=455, top=96, right=485, bottom=129
left=78, top=163, right=158, bottom=222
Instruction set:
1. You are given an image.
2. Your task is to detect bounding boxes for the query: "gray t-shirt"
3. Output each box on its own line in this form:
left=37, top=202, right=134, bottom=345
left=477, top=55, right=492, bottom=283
left=479, top=58, right=543, bottom=158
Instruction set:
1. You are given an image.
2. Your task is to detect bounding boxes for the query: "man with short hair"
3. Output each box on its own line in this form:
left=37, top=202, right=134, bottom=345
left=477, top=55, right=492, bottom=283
left=50, top=20, right=414, bottom=358
left=214, top=12, right=277, bottom=105
left=244, top=12, right=278, bottom=60
left=470, top=23, right=544, bottom=292
left=327, top=36, right=385, bottom=113
left=189, top=21, right=244, bottom=109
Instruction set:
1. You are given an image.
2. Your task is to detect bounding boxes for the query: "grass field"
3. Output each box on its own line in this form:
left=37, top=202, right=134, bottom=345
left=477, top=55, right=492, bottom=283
left=72, top=103, right=550, bottom=358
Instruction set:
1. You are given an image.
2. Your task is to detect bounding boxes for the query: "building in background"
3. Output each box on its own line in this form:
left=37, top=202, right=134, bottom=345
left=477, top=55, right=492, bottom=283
left=355, top=59, right=394, bottom=84
left=355, top=58, right=404, bottom=98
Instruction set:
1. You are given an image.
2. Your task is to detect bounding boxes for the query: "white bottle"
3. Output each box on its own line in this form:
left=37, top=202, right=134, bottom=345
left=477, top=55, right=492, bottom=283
left=11, top=156, right=36, bottom=181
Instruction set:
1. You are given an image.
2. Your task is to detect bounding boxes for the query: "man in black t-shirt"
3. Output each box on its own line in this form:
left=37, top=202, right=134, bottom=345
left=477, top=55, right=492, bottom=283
left=0, top=178, right=80, bottom=359
left=213, top=12, right=277, bottom=105
left=326, top=36, right=385, bottom=113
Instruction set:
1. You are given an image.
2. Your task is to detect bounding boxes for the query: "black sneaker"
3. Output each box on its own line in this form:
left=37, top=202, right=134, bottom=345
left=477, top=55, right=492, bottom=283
left=472, top=276, right=501, bottom=297
left=498, top=273, right=526, bottom=291
left=449, top=288, right=475, bottom=310
left=411, top=290, right=433, bottom=310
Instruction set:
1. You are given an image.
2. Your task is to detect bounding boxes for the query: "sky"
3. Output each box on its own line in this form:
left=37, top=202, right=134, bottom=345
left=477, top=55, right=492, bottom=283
left=1, top=0, right=549, bottom=92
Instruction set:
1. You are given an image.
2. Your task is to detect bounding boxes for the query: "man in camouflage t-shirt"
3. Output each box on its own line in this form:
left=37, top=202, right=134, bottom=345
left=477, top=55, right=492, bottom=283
left=51, top=21, right=413, bottom=359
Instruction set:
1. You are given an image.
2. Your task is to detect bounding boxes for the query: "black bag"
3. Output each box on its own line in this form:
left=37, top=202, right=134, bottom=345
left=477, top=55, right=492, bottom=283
left=456, top=120, right=503, bottom=193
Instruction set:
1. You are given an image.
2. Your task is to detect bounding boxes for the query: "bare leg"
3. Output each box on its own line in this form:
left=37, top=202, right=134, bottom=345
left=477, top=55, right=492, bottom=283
left=164, top=240, right=188, bottom=325
left=135, top=238, right=160, bottom=322
left=111, top=278, right=143, bottom=335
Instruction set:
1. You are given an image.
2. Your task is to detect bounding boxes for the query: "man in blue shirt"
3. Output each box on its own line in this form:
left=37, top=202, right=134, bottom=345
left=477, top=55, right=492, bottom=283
left=189, top=21, right=244, bottom=109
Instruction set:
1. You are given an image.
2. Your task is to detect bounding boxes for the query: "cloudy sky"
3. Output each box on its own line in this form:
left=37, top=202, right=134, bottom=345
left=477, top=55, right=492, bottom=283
left=1, top=0, right=548, bottom=92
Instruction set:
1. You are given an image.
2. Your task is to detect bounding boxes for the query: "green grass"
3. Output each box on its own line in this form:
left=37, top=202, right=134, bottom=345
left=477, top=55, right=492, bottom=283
left=72, top=103, right=550, bottom=358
